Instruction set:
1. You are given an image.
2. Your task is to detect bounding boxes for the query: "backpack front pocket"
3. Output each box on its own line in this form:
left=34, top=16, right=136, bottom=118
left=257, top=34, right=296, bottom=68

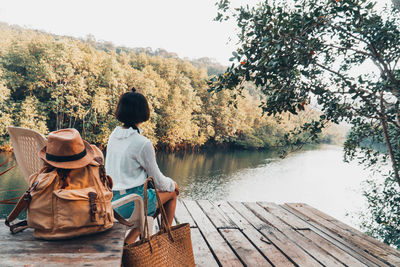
left=53, top=187, right=103, bottom=230
left=28, top=172, right=58, bottom=230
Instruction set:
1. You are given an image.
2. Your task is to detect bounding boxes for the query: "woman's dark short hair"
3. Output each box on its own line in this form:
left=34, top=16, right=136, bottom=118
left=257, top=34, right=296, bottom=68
left=115, top=88, right=150, bottom=127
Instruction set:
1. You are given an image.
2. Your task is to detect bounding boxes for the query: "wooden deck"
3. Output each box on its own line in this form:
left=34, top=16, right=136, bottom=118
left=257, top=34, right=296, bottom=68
left=1, top=201, right=399, bottom=266
left=174, top=200, right=400, bottom=267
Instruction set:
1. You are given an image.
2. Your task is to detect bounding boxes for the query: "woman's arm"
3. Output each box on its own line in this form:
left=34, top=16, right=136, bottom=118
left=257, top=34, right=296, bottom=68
left=139, top=141, right=175, bottom=192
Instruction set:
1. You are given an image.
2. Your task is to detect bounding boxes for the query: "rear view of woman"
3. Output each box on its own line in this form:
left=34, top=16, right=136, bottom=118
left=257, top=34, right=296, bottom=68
left=105, top=88, right=179, bottom=244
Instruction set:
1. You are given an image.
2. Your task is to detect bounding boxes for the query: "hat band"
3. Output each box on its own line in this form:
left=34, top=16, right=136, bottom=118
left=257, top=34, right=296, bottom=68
left=46, top=149, right=87, bottom=162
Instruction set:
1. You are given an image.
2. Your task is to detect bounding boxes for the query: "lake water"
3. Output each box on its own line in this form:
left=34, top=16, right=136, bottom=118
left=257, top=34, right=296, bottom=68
left=0, top=145, right=374, bottom=228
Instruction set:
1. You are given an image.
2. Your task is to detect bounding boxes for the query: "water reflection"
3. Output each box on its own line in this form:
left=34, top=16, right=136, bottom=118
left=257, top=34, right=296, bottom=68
left=157, top=149, right=279, bottom=200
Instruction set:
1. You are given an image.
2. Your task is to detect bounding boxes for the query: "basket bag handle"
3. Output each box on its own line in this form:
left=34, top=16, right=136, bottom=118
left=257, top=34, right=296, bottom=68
left=142, top=177, right=174, bottom=245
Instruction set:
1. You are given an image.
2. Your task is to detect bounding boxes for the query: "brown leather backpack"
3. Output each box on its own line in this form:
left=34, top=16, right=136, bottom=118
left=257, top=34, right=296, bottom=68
left=5, top=149, right=130, bottom=240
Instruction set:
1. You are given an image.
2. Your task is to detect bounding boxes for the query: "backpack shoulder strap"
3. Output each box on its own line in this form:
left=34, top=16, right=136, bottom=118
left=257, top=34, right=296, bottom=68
left=5, top=180, right=39, bottom=234
left=5, top=192, right=30, bottom=233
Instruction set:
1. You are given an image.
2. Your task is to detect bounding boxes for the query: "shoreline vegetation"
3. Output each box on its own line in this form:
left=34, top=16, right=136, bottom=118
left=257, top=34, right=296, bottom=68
left=0, top=23, right=346, bottom=153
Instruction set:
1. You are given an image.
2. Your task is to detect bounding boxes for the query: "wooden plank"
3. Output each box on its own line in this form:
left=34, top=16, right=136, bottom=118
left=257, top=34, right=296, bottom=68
left=295, top=203, right=400, bottom=258
left=183, top=200, right=243, bottom=267
left=220, top=228, right=272, bottom=267
left=261, top=202, right=368, bottom=267
left=190, top=227, right=219, bottom=267
left=281, top=204, right=388, bottom=267
left=197, top=200, right=237, bottom=229
left=245, top=202, right=344, bottom=266
left=229, top=201, right=322, bottom=266
left=0, top=222, right=126, bottom=253
left=0, top=221, right=125, bottom=266
left=1, top=253, right=122, bottom=267
left=286, top=203, right=399, bottom=267
left=217, top=201, right=294, bottom=266
left=175, top=198, right=196, bottom=227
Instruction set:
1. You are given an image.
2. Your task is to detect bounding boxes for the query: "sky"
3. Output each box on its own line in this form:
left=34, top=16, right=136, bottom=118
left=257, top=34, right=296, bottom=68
left=0, top=0, right=393, bottom=65
left=0, top=0, right=259, bottom=65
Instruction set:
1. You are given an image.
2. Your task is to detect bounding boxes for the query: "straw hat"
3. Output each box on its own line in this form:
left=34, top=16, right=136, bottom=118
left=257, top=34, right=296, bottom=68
left=38, top=128, right=96, bottom=169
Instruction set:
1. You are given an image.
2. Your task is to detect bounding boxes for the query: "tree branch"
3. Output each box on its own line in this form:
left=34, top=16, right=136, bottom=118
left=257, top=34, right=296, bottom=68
left=325, top=43, right=373, bottom=57
left=369, top=42, right=400, bottom=99
left=380, top=92, right=400, bottom=188
left=330, top=24, right=369, bottom=45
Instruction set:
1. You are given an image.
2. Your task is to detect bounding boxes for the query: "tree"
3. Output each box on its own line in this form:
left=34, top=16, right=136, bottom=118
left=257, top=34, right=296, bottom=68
left=213, top=0, right=400, bottom=246
left=0, top=22, right=342, bottom=153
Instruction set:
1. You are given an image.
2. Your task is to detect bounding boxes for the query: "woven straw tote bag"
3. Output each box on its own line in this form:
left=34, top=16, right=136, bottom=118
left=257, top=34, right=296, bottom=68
left=122, top=177, right=195, bottom=267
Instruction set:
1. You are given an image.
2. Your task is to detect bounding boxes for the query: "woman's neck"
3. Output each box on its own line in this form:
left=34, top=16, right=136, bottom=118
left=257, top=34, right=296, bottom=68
left=122, top=124, right=140, bottom=133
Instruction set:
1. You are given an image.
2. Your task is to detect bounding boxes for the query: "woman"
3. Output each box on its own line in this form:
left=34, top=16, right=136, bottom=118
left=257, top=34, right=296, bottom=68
left=105, top=87, right=179, bottom=244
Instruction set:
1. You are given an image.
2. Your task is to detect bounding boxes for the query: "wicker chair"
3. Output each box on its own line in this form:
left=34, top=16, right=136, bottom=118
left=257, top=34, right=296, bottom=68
left=7, top=126, right=152, bottom=235
left=7, top=126, right=47, bottom=182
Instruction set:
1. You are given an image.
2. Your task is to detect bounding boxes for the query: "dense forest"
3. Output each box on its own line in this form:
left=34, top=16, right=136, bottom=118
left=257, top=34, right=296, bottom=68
left=0, top=23, right=343, bottom=151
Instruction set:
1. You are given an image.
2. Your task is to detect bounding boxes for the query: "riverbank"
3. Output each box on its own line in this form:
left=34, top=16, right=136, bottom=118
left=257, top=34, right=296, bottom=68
left=0, top=139, right=327, bottom=154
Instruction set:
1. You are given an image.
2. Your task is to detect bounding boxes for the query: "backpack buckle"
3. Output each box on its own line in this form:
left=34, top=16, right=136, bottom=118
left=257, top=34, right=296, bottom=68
left=88, top=192, right=98, bottom=222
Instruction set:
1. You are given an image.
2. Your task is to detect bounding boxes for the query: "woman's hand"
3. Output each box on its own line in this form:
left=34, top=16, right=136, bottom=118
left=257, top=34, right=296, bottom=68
left=174, top=182, right=180, bottom=196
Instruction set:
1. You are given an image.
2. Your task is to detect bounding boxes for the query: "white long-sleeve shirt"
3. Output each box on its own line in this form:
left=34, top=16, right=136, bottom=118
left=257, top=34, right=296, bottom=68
left=105, top=126, right=175, bottom=192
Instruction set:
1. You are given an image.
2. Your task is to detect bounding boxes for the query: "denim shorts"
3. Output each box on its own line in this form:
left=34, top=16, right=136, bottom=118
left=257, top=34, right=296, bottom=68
left=112, top=184, right=157, bottom=218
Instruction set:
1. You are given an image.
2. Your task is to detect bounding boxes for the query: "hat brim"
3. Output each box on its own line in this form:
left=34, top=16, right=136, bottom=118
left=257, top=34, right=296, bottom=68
left=38, top=141, right=96, bottom=169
